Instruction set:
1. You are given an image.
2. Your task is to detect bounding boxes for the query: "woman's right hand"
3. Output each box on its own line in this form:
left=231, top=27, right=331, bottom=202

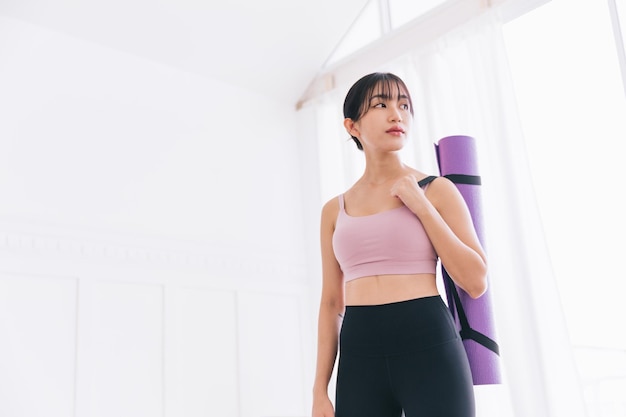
left=312, top=393, right=335, bottom=417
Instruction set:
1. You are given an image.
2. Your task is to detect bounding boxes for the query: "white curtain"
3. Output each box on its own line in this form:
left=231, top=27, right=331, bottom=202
left=308, top=10, right=587, bottom=417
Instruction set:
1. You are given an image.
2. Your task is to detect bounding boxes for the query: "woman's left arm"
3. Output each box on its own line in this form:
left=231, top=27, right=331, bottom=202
left=393, top=176, right=488, bottom=298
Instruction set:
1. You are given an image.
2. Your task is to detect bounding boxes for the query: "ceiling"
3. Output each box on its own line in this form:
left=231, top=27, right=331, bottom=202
left=0, top=0, right=369, bottom=106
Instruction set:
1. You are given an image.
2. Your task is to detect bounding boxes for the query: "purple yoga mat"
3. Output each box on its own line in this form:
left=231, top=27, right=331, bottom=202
left=435, top=135, right=501, bottom=385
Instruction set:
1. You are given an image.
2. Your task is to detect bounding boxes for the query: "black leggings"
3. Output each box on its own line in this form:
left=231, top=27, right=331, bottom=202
left=336, top=295, right=475, bottom=417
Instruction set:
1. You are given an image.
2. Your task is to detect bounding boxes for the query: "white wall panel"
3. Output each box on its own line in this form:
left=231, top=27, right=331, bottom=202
left=165, top=287, right=238, bottom=417
left=0, top=273, right=77, bottom=417
left=238, top=292, right=306, bottom=417
left=76, top=281, right=163, bottom=417
left=0, top=16, right=305, bottom=265
left=0, top=11, right=314, bottom=417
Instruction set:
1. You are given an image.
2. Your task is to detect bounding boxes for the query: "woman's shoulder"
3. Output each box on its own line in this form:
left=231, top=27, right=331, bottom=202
left=405, top=167, right=434, bottom=182
left=407, top=167, right=441, bottom=187
left=332, top=179, right=364, bottom=202
left=425, top=175, right=457, bottom=190
left=320, top=194, right=343, bottom=233
left=423, top=175, right=465, bottom=208
left=321, top=193, right=342, bottom=218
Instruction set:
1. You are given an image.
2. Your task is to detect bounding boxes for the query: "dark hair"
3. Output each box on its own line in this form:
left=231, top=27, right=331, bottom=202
left=343, top=72, right=414, bottom=150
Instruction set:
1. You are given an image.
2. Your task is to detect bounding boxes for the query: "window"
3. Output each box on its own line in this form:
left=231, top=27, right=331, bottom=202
left=503, top=0, right=626, bottom=415
left=324, top=0, right=382, bottom=67
left=324, top=0, right=447, bottom=67
left=388, top=0, right=447, bottom=29
left=609, top=0, right=626, bottom=95
left=312, top=0, right=626, bottom=413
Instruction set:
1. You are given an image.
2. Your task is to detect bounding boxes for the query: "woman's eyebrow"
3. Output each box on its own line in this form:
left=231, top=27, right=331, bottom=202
left=370, top=93, right=409, bottom=101
left=369, top=94, right=389, bottom=101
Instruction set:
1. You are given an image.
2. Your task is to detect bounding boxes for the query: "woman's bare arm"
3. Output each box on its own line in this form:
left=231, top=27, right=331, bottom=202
left=312, top=198, right=345, bottom=417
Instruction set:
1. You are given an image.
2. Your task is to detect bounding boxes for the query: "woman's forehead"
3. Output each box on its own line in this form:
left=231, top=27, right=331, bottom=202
left=370, top=80, right=409, bottom=99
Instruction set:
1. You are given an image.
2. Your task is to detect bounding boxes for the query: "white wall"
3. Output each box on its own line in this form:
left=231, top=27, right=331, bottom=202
left=0, top=16, right=317, bottom=417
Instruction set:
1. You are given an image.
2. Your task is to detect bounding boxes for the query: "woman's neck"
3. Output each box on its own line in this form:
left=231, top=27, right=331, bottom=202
left=361, top=154, right=408, bottom=186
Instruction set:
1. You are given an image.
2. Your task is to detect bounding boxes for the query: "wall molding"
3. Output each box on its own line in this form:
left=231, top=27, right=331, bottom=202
left=0, top=219, right=309, bottom=292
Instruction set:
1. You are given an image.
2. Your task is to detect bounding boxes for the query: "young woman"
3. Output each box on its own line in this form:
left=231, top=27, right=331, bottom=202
left=311, top=72, right=487, bottom=417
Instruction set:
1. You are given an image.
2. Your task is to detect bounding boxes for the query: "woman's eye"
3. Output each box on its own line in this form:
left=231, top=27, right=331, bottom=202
left=373, top=103, right=386, bottom=108
left=401, top=103, right=410, bottom=110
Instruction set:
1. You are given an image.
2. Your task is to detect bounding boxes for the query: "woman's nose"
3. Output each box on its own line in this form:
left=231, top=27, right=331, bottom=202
left=389, top=106, right=402, bottom=122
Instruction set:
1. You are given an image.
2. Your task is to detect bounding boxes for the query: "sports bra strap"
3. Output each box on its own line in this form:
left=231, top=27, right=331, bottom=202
left=338, top=194, right=345, bottom=210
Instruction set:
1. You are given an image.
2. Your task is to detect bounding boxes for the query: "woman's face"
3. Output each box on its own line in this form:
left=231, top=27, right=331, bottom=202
left=350, top=83, right=413, bottom=153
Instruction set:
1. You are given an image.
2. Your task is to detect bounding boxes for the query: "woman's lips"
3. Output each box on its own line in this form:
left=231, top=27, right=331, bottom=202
left=386, top=127, right=405, bottom=135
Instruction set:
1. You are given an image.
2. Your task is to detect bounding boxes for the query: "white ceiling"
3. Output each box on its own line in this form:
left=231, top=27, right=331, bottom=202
left=0, top=0, right=369, bottom=106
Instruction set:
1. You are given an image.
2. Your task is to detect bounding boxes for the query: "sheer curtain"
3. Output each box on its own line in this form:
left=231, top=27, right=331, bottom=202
left=309, top=10, right=587, bottom=417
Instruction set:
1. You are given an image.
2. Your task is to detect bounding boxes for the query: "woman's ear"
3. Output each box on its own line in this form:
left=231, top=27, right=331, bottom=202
left=344, top=118, right=359, bottom=138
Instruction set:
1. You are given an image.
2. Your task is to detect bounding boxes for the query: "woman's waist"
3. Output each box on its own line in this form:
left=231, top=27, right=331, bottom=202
left=344, top=273, right=438, bottom=306
left=339, top=294, right=459, bottom=355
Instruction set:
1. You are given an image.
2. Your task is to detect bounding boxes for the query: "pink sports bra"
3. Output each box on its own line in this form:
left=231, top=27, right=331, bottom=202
left=332, top=177, right=438, bottom=282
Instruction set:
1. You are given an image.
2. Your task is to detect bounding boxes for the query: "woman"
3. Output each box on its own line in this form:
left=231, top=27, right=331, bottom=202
left=311, top=72, right=487, bottom=417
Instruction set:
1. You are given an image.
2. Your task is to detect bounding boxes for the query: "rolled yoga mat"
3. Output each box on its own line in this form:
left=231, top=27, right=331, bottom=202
left=435, top=135, right=501, bottom=385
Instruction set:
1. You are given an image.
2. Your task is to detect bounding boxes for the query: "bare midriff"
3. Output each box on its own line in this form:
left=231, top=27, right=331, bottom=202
left=344, top=273, right=439, bottom=306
